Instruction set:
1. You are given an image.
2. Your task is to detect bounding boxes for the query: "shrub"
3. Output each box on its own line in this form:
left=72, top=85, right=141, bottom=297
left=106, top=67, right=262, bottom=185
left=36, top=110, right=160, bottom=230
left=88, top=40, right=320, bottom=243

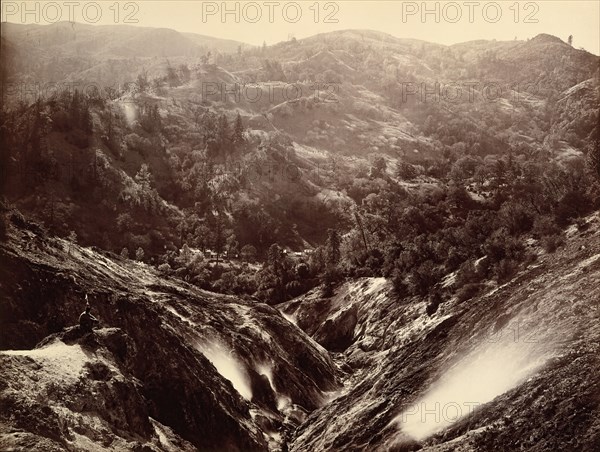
left=500, top=203, right=534, bottom=235
left=533, top=216, right=560, bottom=239
left=320, top=266, right=342, bottom=298
left=125, top=133, right=154, bottom=157
left=296, top=263, right=310, bottom=279
left=158, top=263, right=172, bottom=274
left=541, top=234, right=564, bottom=253
left=456, top=283, right=485, bottom=303
left=484, top=229, right=525, bottom=264
left=286, top=280, right=303, bottom=298
left=213, top=271, right=241, bottom=294
left=397, top=162, right=418, bottom=180
left=10, top=211, right=27, bottom=228
left=494, top=258, right=519, bottom=282
left=0, top=215, right=7, bottom=241
left=456, top=258, right=487, bottom=286
left=426, top=291, right=443, bottom=316
left=135, top=247, right=145, bottom=261
left=391, top=269, right=408, bottom=297
left=354, top=267, right=375, bottom=277
left=425, top=302, right=438, bottom=316
left=408, top=260, right=441, bottom=296
left=240, top=244, right=257, bottom=262
left=555, top=190, right=591, bottom=226
left=364, top=248, right=384, bottom=274
left=9, top=210, right=45, bottom=235
left=576, top=217, right=590, bottom=232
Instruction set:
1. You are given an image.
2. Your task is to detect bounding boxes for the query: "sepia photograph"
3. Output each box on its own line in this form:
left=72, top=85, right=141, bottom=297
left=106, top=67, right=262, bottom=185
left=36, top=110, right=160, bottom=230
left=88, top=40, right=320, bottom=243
left=0, top=1, right=599, bottom=451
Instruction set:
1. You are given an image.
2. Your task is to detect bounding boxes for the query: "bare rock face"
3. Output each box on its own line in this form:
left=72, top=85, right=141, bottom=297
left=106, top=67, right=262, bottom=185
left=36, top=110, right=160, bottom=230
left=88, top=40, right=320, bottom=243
left=0, top=230, right=341, bottom=451
left=282, top=219, right=600, bottom=452
left=0, top=328, right=159, bottom=451
left=313, top=304, right=358, bottom=352
left=2, top=216, right=600, bottom=451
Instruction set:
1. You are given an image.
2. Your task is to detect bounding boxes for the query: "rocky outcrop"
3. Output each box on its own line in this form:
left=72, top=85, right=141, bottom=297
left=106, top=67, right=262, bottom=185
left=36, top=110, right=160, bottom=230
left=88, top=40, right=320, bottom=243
left=285, top=215, right=600, bottom=451
left=2, top=213, right=600, bottom=451
left=0, top=230, right=341, bottom=451
left=0, top=328, right=167, bottom=451
left=313, top=304, right=358, bottom=352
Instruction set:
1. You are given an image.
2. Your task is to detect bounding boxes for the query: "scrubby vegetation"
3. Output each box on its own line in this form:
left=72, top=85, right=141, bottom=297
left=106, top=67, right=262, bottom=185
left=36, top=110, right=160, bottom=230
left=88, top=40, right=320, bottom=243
left=1, top=27, right=599, bottom=306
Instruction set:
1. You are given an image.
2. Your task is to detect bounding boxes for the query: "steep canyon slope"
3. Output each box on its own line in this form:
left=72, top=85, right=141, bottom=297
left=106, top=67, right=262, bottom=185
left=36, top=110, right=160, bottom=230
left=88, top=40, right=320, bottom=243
left=282, top=213, right=600, bottom=451
left=0, top=213, right=341, bottom=451
left=1, top=211, right=599, bottom=451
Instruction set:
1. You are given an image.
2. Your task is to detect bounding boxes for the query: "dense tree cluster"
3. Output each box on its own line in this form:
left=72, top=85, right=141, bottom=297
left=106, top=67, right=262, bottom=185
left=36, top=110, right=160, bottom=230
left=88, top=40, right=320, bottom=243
left=330, top=149, right=600, bottom=305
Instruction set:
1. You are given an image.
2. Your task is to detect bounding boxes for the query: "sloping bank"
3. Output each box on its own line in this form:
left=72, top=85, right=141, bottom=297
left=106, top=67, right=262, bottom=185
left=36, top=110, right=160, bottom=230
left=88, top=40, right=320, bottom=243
left=281, top=214, right=600, bottom=451
left=0, top=217, right=342, bottom=451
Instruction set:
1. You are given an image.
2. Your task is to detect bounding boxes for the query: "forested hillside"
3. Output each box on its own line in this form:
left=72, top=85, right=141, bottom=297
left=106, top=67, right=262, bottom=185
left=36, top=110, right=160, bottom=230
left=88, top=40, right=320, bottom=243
left=1, top=25, right=599, bottom=304
left=1, top=21, right=600, bottom=452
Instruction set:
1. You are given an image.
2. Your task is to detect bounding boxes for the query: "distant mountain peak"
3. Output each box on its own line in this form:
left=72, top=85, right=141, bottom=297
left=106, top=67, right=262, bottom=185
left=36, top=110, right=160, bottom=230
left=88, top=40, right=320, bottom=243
left=530, top=33, right=567, bottom=45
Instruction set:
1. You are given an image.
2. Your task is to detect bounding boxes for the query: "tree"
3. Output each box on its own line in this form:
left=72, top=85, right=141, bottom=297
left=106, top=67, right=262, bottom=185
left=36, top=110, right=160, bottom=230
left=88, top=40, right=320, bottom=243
left=211, top=211, right=226, bottom=265
left=267, top=243, right=283, bottom=272
left=326, top=228, right=341, bottom=267
left=232, top=113, right=245, bottom=147
left=353, top=209, right=369, bottom=253
left=321, top=69, right=342, bottom=83
left=140, top=104, right=161, bottom=133
left=135, top=164, right=153, bottom=191
left=586, top=139, right=600, bottom=183
left=179, top=64, right=191, bottom=83
left=423, top=115, right=435, bottom=134
left=180, top=243, right=192, bottom=261
left=320, top=266, right=340, bottom=297
left=217, top=114, right=230, bottom=153
left=70, top=90, right=81, bottom=125
left=0, top=215, right=7, bottom=241
left=201, top=111, right=219, bottom=158
left=116, top=213, right=133, bottom=232
left=166, top=62, right=181, bottom=87
left=568, top=35, right=573, bottom=46
left=137, top=70, right=149, bottom=92
left=397, top=161, right=417, bottom=180
left=264, top=243, right=290, bottom=303
left=67, top=231, right=77, bottom=255
left=262, top=59, right=286, bottom=81
left=241, top=244, right=257, bottom=262
left=194, top=223, right=212, bottom=252
left=370, top=157, right=387, bottom=178
left=226, top=233, right=239, bottom=259
left=135, top=247, right=145, bottom=261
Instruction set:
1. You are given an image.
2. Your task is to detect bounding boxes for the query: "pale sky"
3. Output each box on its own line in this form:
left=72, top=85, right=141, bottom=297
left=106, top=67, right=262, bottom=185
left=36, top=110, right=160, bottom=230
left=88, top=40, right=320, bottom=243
left=2, top=1, right=599, bottom=54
